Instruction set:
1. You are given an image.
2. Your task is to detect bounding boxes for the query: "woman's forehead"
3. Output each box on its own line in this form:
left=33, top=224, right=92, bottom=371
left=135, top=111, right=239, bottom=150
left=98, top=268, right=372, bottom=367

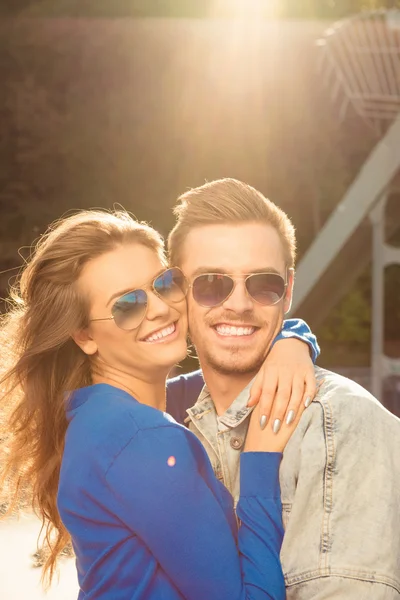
left=79, top=244, right=165, bottom=303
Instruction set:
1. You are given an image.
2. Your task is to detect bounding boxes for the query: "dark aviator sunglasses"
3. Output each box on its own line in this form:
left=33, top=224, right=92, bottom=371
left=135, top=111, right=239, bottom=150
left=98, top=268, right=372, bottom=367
left=90, top=267, right=188, bottom=331
left=190, top=271, right=290, bottom=308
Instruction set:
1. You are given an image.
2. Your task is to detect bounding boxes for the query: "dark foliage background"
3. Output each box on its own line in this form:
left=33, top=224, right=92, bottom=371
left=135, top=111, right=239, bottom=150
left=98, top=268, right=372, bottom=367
left=0, top=3, right=399, bottom=372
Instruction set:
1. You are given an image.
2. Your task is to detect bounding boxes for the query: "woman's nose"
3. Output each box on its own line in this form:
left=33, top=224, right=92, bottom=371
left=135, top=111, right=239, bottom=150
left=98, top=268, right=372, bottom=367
left=145, top=291, right=171, bottom=321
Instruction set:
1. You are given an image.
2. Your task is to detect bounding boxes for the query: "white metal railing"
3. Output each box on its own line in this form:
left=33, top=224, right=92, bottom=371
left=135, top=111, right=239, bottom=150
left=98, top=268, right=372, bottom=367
left=291, top=115, right=400, bottom=313
left=295, top=9, right=400, bottom=403
left=317, top=9, right=400, bottom=125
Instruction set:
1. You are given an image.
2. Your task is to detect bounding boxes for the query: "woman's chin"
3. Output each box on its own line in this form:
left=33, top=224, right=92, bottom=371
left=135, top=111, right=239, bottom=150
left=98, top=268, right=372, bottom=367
left=160, top=340, right=188, bottom=370
left=141, top=335, right=187, bottom=371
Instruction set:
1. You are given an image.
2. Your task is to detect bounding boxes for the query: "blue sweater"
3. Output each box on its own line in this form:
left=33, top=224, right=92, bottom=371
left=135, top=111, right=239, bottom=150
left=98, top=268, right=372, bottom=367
left=167, top=318, right=319, bottom=424
left=58, top=384, right=285, bottom=599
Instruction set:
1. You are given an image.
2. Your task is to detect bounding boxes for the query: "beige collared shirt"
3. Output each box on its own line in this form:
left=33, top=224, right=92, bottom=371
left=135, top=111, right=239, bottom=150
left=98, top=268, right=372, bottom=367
left=185, top=378, right=255, bottom=504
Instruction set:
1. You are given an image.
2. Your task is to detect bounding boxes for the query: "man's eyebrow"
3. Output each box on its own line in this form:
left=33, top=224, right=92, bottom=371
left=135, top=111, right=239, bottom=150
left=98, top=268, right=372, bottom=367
left=191, top=266, right=283, bottom=278
left=191, top=267, right=226, bottom=277
left=248, top=267, right=282, bottom=276
left=106, top=267, right=166, bottom=307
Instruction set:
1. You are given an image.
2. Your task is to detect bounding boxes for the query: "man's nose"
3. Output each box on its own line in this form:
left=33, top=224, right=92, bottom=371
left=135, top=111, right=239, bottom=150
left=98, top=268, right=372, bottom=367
left=222, top=280, right=254, bottom=314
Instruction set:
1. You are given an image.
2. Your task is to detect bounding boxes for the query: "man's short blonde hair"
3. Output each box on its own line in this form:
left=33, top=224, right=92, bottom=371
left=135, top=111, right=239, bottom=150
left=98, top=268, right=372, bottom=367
left=168, top=178, right=296, bottom=268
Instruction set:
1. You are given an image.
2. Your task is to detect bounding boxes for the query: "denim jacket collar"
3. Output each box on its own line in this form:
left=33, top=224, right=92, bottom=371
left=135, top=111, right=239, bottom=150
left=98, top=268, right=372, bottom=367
left=186, top=377, right=255, bottom=429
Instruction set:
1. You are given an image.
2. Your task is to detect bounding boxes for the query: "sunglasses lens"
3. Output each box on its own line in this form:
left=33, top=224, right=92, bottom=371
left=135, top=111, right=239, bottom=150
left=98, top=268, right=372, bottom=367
left=246, top=273, right=286, bottom=305
left=154, top=268, right=188, bottom=302
left=112, top=289, right=148, bottom=330
left=192, top=274, right=234, bottom=307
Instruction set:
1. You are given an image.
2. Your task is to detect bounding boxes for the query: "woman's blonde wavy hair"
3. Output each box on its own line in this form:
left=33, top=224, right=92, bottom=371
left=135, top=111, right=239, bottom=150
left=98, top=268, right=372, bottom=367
left=0, top=209, right=164, bottom=587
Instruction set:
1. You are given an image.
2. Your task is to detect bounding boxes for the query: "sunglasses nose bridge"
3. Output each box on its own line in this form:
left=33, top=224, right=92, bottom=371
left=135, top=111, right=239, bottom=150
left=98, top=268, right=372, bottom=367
left=221, top=276, right=254, bottom=311
left=145, top=287, right=172, bottom=318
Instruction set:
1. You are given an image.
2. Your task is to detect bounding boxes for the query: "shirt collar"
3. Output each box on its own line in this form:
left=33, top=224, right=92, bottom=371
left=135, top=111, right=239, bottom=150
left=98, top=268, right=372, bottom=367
left=186, top=377, right=256, bottom=428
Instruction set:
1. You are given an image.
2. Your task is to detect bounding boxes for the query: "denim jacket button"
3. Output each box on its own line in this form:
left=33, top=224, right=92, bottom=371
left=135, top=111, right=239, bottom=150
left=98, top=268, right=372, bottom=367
left=230, top=436, right=244, bottom=450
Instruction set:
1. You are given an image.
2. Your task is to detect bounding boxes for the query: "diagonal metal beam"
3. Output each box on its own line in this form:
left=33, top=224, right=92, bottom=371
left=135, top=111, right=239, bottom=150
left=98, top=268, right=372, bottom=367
left=291, top=194, right=400, bottom=329
left=291, top=116, right=400, bottom=313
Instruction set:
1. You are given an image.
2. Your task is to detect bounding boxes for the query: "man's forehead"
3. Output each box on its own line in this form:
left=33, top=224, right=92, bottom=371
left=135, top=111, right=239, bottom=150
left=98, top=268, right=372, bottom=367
left=180, top=222, right=286, bottom=274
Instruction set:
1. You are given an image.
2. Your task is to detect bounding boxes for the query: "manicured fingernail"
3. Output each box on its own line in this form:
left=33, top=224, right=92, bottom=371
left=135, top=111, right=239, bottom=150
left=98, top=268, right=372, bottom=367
left=286, top=410, right=296, bottom=425
left=305, top=396, right=312, bottom=408
left=260, top=414, right=268, bottom=430
left=273, top=418, right=281, bottom=434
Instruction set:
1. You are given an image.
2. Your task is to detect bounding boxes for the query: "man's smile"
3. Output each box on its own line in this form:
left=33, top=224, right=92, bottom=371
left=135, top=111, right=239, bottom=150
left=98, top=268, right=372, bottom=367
left=211, top=323, right=261, bottom=340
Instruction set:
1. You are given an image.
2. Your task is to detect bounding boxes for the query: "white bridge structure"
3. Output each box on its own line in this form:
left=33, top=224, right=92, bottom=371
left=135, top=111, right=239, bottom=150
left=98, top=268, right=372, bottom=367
left=291, top=9, right=400, bottom=401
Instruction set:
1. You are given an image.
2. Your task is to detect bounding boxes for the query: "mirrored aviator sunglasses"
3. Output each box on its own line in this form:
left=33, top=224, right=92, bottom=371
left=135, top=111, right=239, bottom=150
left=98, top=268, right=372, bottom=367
left=191, top=272, right=287, bottom=308
left=91, top=267, right=188, bottom=331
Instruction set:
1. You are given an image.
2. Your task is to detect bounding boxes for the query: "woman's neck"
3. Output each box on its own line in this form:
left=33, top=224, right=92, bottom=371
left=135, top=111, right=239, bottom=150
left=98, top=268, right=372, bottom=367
left=92, top=368, right=167, bottom=412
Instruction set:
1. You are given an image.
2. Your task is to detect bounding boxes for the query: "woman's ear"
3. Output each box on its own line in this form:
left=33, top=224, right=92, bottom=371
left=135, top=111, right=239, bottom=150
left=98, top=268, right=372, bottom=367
left=72, top=328, right=98, bottom=356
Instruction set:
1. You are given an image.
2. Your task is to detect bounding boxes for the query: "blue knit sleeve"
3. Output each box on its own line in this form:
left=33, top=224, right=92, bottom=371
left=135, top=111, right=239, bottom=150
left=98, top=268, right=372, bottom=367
left=105, top=425, right=285, bottom=600
left=273, top=318, right=320, bottom=363
left=166, top=370, right=205, bottom=424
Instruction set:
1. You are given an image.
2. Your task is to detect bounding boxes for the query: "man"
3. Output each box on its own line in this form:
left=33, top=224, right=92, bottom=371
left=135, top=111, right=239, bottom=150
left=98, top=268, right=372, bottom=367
left=166, top=178, right=400, bottom=598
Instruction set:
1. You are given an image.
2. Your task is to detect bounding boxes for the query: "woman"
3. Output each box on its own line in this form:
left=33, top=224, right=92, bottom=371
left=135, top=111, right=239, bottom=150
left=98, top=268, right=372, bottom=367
left=0, top=210, right=315, bottom=599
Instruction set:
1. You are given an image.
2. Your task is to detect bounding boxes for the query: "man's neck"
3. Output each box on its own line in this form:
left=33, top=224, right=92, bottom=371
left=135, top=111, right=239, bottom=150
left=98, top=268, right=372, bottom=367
left=201, top=365, right=256, bottom=416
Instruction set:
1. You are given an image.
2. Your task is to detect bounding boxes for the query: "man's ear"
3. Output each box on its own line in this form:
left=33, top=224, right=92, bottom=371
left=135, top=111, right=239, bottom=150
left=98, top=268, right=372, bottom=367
left=283, top=269, right=295, bottom=315
left=72, top=327, right=98, bottom=356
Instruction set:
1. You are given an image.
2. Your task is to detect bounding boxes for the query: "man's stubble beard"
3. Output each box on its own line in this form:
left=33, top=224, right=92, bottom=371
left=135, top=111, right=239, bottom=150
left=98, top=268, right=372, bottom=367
left=188, top=308, right=284, bottom=376
left=198, top=343, right=267, bottom=377
left=193, top=342, right=269, bottom=375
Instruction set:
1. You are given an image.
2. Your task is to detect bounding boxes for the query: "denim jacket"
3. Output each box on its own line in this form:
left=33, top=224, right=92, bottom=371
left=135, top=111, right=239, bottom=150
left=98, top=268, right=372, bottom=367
left=184, top=367, right=400, bottom=598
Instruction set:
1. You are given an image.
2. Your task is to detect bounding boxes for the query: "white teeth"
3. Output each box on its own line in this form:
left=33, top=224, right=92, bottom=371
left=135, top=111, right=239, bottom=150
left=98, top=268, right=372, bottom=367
left=215, top=325, right=255, bottom=337
left=144, top=323, right=176, bottom=342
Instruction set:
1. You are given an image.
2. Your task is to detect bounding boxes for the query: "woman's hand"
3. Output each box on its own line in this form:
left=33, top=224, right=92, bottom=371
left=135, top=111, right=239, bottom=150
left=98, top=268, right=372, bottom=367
left=247, top=338, right=317, bottom=434
left=245, top=391, right=307, bottom=453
